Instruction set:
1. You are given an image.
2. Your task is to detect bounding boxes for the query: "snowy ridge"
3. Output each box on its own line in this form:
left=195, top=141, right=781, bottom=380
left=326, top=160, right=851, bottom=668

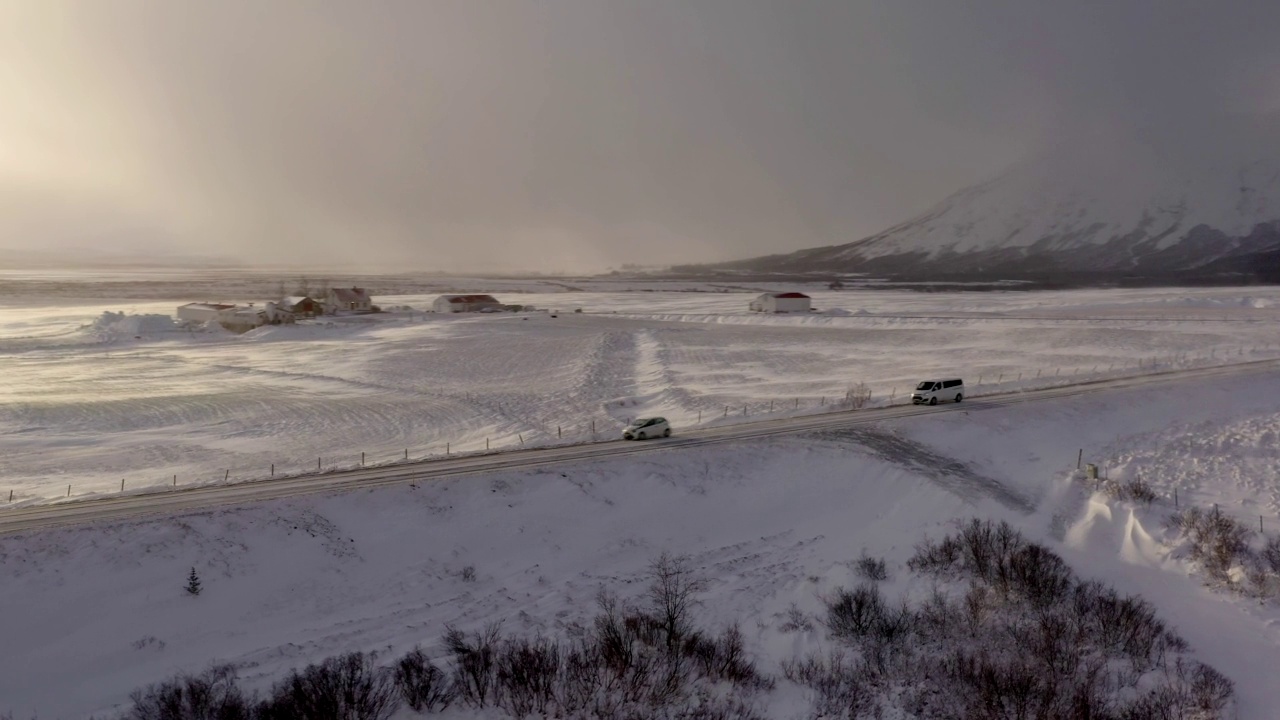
left=715, top=146, right=1280, bottom=279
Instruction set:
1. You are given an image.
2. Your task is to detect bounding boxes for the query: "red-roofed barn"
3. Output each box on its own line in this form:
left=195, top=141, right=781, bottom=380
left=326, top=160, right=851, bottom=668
left=433, top=294, right=504, bottom=313
left=749, top=292, right=812, bottom=313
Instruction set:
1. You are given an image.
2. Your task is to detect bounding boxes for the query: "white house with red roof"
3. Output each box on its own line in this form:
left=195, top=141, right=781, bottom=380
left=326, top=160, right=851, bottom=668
left=749, top=292, right=811, bottom=313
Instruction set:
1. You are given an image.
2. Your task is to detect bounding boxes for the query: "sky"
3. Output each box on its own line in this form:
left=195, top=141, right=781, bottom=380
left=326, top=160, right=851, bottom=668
left=2, top=1, right=1278, bottom=273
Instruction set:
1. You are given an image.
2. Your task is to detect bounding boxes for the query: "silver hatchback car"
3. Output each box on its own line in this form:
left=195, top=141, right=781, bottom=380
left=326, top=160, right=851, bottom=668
left=623, top=417, right=671, bottom=440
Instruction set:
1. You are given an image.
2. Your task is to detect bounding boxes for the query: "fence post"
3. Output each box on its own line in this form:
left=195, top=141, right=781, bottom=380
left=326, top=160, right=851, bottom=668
left=1174, top=488, right=1178, bottom=508
left=821, top=396, right=825, bottom=406
left=447, top=442, right=450, bottom=456
left=592, top=420, right=596, bottom=434
left=743, top=405, right=747, bottom=416
left=361, top=451, right=365, bottom=466
left=795, top=398, right=799, bottom=409
left=1036, top=369, right=1041, bottom=378
left=121, top=479, right=125, bottom=492
left=997, top=373, right=1003, bottom=383
left=318, top=457, right=322, bottom=470
left=724, top=406, right=728, bottom=417
left=979, top=375, right=983, bottom=385
left=224, top=469, right=229, bottom=482
left=770, top=400, right=774, bottom=411
left=1017, top=373, right=1022, bottom=382
left=174, top=474, right=177, bottom=487
left=1077, top=449, right=1083, bottom=469
left=519, top=433, right=524, bottom=445
left=698, top=410, right=702, bottom=423
left=271, top=463, right=275, bottom=476
left=486, top=438, right=490, bottom=450
left=405, top=449, right=408, bottom=460
left=67, top=485, right=71, bottom=497
left=558, top=425, right=562, bottom=438
left=8, top=490, right=12, bottom=502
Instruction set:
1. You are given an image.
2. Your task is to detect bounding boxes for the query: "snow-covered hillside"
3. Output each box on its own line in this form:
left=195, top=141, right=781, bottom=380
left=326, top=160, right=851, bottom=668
left=713, top=144, right=1280, bottom=280
left=6, top=365, right=1280, bottom=717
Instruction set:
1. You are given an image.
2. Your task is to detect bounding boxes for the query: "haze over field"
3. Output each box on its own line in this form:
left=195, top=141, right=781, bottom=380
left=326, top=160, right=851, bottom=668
left=3, top=1, right=1279, bottom=273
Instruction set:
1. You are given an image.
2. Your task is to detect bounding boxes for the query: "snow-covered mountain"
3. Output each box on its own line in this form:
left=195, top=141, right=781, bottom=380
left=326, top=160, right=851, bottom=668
left=706, top=144, right=1280, bottom=282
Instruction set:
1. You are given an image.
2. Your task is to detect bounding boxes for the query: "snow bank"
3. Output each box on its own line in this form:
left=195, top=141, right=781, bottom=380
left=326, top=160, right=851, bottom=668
left=85, top=311, right=179, bottom=339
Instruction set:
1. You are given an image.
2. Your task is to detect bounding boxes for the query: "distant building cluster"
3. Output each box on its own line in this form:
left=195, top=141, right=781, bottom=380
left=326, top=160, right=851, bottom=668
left=176, top=286, right=376, bottom=332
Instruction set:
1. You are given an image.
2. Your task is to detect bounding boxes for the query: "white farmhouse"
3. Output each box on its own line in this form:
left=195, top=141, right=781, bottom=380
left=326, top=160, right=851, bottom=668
left=749, top=292, right=812, bottom=313
left=326, top=287, right=373, bottom=313
left=433, top=294, right=504, bottom=313
left=177, top=302, right=236, bottom=324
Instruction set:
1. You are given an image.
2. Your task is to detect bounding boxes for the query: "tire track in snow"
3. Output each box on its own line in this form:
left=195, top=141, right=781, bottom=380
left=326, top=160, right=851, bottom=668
left=808, top=426, right=1036, bottom=512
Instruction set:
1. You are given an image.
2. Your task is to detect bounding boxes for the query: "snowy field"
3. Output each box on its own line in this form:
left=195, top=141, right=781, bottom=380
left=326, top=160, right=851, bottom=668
left=2, top=281, right=1280, bottom=504
left=5, top=362, right=1280, bottom=716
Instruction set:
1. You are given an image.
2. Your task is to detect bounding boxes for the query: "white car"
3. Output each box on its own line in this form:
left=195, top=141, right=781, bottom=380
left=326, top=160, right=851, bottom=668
left=623, top=417, right=671, bottom=440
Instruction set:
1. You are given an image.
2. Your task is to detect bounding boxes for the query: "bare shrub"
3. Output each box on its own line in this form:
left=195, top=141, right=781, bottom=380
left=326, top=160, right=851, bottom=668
left=1103, top=478, right=1158, bottom=504
left=393, top=647, right=453, bottom=713
left=845, top=382, right=872, bottom=409
left=854, top=553, right=888, bottom=582
left=443, top=623, right=502, bottom=708
left=495, top=635, right=560, bottom=718
left=261, top=652, right=398, bottom=720
left=459, top=565, right=477, bottom=583
left=646, top=553, right=704, bottom=648
left=778, top=603, right=814, bottom=633
left=127, top=665, right=253, bottom=720
left=1171, top=508, right=1253, bottom=583
left=1001, top=543, right=1073, bottom=607
left=825, top=585, right=886, bottom=640
left=782, top=651, right=875, bottom=718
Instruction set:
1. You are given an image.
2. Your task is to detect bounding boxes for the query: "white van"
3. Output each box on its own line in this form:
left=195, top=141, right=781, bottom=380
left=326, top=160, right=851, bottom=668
left=911, top=379, right=964, bottom=405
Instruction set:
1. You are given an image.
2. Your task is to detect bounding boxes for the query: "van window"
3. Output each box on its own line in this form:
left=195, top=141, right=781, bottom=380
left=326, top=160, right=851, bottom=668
left=916, top=382, right=933, bottom=391
left=943, top=380, right=960, bottom=388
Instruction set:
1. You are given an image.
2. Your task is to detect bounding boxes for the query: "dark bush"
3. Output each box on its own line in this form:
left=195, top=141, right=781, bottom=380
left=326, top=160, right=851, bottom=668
left=393, top=647, right=453, bottom=713
left=825, top=585, right=886, bottom=640
left=1171, top=508, right=1252, bottom=583
left=495, top=635, right=560, bottom=718
left=260, top=652, right=398, bottom=720
left=127, top=665, right=253, bottom=720
left=443, top=623, right=501, bottom=708
left=855, top=553, right=889, bottom=582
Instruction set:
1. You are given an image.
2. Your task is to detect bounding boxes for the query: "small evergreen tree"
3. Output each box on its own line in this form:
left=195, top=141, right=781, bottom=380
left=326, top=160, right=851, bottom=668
left=186, top=567, right=202, bottom=596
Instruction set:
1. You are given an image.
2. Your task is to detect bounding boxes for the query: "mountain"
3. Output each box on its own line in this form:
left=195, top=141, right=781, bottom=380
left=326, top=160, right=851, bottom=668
left=689, top=141, right=1280, bottom=284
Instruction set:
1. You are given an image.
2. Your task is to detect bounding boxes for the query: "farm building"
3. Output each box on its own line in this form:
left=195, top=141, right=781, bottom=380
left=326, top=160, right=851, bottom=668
left=326, top=287, right=373, bottom=313
left=749, top=292, right=812, bottom=313
left=279, top=296, right=323, bottom=317
left=176, top=302, right=235, bottom=324
left=433, top=294, right=504, bottom=313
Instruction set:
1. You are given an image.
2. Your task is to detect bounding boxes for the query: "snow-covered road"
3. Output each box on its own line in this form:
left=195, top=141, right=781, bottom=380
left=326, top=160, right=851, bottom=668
left=6, top=356, right=1277, bottom=536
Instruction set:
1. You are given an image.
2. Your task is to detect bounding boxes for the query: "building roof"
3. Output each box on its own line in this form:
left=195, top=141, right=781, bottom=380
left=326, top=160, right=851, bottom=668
left=771, top=292, right=811, bottom=299
left=330, top=287, right=371, bottom=304
left=441, top=294, right=500, bottom=304
left=180, top=302, right=236, bottom=310
left=281, top=296, right=318, bottom=307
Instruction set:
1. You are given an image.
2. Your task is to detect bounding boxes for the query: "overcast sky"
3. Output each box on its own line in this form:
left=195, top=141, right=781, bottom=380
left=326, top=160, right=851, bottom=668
left=2, top=1, right=1278, bottom=272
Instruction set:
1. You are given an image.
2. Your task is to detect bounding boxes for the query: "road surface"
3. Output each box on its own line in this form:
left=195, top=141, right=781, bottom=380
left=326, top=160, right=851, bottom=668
left=3, top=358, right=1278, bottom=535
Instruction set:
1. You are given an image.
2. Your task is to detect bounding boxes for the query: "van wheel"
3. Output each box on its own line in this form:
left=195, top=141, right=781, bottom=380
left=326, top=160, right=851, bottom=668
left=955, top=394, right=963, bottom=403
left=664, top=428, right=671, bottom=437
left=929, top=397, right=938, bottom=406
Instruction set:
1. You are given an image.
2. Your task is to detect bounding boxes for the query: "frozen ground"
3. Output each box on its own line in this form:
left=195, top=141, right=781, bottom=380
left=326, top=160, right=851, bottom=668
left=4, top=365, right=1280, bottom=716
left=2, top=283, right=1280, bottom=503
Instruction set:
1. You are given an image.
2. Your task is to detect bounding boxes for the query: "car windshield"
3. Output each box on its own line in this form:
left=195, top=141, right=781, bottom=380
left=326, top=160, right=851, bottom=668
left=631, top=418, right=651, bottom=427
left=916, top=382, right=934, bottom=390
